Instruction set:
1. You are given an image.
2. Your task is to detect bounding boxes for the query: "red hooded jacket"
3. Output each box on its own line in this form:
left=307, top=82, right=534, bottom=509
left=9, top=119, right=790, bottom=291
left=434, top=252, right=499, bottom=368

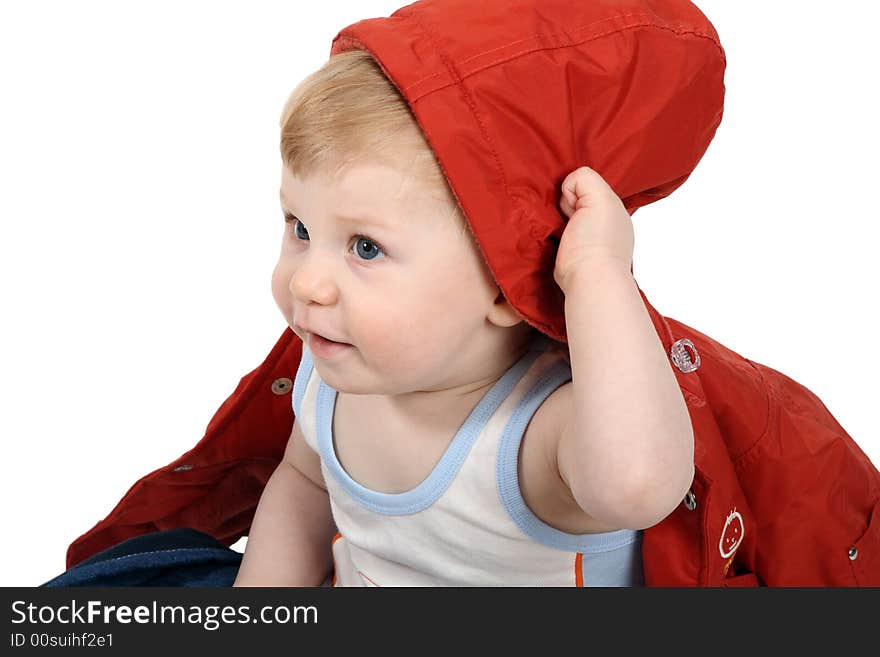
left=67, top=0, right=879, bottom=585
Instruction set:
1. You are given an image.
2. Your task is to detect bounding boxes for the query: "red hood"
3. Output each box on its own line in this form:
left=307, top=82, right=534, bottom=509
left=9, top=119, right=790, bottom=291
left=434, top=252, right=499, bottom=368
left=330, top=0, right=725, bottom=341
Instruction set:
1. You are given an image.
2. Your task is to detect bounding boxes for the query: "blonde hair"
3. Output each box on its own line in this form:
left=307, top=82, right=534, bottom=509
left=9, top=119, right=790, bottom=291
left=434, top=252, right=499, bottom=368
left=280, top=50, right=465, bottom=227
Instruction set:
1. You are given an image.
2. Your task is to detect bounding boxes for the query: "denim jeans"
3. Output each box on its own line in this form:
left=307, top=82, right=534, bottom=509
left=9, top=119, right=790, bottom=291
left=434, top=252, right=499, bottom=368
left=41, top=528, right=242, bottom=587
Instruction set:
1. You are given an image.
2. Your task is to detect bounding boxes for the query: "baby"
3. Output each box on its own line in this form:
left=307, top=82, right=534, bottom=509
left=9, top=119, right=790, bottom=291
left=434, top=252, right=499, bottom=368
left=232, top=49, right=694, bottom=587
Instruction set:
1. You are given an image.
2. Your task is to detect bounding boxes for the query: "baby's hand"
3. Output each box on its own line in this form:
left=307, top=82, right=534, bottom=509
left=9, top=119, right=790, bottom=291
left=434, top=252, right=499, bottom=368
left=554, top=166, right=634, bottom=292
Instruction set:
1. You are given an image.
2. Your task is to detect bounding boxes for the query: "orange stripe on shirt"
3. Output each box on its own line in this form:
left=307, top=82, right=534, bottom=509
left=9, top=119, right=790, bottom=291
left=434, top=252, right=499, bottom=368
left=574, top=553, right=584, bottom=587
left=331, top=532, right=342, bottom=587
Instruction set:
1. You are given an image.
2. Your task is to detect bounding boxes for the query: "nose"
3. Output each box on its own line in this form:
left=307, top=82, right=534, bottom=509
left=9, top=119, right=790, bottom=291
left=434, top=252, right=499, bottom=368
left=289, top=253, right=339, bottom=306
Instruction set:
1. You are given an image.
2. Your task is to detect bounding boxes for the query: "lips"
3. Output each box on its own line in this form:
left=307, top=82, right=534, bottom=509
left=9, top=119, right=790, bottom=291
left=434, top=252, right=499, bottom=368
left=294, top=323, right=350, bottom=346
left=311, top=332, right=349, bottom=346
left=305, top=330, right=354, bottom=359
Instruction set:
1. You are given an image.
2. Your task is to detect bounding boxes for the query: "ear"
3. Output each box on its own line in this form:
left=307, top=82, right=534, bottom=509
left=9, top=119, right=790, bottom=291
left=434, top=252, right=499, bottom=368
left=486, top=289, right=523, bottom=328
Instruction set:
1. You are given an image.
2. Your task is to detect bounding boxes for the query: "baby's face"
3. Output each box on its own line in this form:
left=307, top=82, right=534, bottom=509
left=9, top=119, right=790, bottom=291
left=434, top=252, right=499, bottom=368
left=273, top=160, right=501, bottom=394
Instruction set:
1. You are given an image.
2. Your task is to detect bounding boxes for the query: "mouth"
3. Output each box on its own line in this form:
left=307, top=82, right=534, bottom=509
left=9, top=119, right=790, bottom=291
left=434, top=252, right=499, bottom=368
left=294, top=324, right=353, bottom=359
left=310, top=332, right=350, bottom=346
left=308, top=332, right=354, bottom=359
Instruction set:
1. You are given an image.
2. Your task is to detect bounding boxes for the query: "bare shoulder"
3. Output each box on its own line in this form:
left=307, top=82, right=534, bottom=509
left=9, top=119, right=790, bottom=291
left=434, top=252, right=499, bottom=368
left=283, top=418, right=327, bottom=492
left=519, top=381, right=622, bottom=534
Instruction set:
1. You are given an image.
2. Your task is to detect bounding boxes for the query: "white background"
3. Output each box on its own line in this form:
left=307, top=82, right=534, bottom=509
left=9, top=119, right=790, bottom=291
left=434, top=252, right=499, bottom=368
left=1, top=1, right=877, bottom=586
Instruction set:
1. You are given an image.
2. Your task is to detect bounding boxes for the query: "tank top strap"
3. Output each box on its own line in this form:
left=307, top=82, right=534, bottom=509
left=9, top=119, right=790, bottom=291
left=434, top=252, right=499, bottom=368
left=291, top=346, right=320, bottom=452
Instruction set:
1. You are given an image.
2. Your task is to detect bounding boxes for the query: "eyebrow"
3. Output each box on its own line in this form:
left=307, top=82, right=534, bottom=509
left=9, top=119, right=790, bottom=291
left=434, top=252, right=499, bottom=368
left=279, top=195, right=394, bottom=231
left=331, top=213, right=395, bottom=231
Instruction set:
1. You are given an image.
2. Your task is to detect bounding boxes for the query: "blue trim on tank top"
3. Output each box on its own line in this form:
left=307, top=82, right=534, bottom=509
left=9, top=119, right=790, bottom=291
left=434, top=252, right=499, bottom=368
left=496, top=359, right=642, bottom=554
left=314, top=342, right=547, bottom=515
left=291, top=344, right=314, bottom=417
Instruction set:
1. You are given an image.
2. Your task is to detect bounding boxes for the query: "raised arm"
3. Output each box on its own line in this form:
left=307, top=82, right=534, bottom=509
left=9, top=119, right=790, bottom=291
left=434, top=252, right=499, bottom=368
left=553, top=167, right=694, bottom=530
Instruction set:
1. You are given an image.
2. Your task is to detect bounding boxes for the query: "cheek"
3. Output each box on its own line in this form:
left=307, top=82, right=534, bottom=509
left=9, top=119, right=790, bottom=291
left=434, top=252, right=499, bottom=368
left=270, top=260, right=290, bottom=310
left=430, top=250, right=496, bottom=312
left=352, top=293, right=412, bottom=343
left=347, top=287, right=426, bottom=360
left=396, top=263, right=486, bottom=337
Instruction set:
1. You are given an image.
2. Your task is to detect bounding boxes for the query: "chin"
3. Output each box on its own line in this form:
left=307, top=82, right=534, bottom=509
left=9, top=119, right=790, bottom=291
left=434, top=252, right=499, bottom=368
left=313, top=366, right=370, bottom=395
left=321, top=372, right=412, bottom=397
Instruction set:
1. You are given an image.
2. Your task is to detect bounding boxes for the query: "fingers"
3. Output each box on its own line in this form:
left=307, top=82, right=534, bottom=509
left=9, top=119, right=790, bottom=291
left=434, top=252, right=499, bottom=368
left=558, top=189, right=575, bottom=218
left=559, top=166, right=616, bottom=216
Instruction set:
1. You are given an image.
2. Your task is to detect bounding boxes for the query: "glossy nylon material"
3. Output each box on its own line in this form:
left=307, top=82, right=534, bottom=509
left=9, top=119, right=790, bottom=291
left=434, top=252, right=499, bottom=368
left=67, top=0, right=880, bottom=585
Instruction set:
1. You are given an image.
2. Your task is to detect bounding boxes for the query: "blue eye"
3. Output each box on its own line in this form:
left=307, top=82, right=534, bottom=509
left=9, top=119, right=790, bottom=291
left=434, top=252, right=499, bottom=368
left=354, top=237, right=384, bottom=261
left=293, top=219, right=309, bottom=240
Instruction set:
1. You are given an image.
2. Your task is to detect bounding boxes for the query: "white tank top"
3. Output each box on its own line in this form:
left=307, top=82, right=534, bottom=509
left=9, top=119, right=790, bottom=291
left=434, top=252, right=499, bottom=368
left=292, top=337, right=644, bottom=586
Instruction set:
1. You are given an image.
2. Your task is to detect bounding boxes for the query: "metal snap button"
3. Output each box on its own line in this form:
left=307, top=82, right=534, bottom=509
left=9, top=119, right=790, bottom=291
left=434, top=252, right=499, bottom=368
left=172, top=464, right=193, bottom=472
left=271, top=377, right=294, bottom=395
left=683, top=489, right=697, bottom=511
left=670, top=338, right=700, bottom=373
left=848, top=547, right=859, bottom=561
